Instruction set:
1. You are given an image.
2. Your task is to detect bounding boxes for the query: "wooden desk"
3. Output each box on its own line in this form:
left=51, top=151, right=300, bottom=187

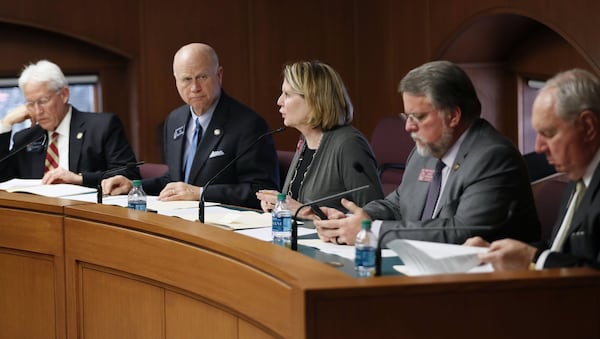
left=1, top=191, right=599, bottom=339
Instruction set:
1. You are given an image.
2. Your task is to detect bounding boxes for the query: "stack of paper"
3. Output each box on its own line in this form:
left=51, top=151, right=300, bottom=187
left=386, top=239, right=492, bottom=275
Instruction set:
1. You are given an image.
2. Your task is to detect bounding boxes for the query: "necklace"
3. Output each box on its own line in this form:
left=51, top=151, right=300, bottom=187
left=288, top=133, right=323, bottom=199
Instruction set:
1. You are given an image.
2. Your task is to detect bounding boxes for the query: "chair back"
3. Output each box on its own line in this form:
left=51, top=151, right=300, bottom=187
left=370, top=116, right=413, bottom=195
left=139, top=163, right=169, bottom=179
left=277, top=150, right=295, bottom=189
left=531, top=174, right=568, bottom=241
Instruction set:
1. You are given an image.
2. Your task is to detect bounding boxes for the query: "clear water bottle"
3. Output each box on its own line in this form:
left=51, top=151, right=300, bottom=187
left=127, top=180, right=147, bottom=211
left=272, top=193, right=292, bottom=247
left=355, top=219, right=377, bottom=277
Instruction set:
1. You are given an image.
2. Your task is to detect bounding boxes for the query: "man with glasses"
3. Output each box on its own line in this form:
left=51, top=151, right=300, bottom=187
left=314, top=60, right=540, bottom=246
left=0, top=59, right=139, bottom=187
left=102, top=43, right=279, bottom=209
left=467, top=68, right=600, bottom=270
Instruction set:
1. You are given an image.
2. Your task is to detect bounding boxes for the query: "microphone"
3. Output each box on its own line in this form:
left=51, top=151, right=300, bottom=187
left=291, top=185, right=370, bottom=250
left=198, top=127, right=286, bottom=223
left=0, top=133, right=47, bottom=164
left=97, top=161, right=145, bottom=203
left=374, top=201, right=517, bottom=276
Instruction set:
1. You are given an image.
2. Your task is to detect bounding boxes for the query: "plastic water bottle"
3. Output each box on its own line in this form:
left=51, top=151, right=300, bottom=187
left=272, top=193, right=292, bottom=247
left=127, top=180, right=147, bottom=211
left=355, top=219, right=377, bottom=277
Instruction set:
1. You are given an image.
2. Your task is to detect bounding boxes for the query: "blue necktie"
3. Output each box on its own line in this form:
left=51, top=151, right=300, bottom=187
left=184, top=118, right=202, bottom=183
left=421, top=160, right=446, bottom=220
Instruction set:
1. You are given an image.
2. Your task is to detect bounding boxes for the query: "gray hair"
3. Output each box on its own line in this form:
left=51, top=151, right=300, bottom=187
left=399, top=60, right=481, bottom=122
left=18, top=60, right=68, bottom=92
left=542, top=68, right=600, bottom=122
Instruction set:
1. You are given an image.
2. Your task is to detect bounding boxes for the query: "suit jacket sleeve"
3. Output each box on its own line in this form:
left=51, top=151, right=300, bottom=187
left=78, top=112, right=140, bottom=187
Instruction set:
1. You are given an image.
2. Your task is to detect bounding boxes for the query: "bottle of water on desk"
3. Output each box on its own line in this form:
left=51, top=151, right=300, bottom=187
left=355, top=220, right=377, bottom=277
left=272, top=193, right=292, bottom=247
left=127, top=180, right=147, bottom=211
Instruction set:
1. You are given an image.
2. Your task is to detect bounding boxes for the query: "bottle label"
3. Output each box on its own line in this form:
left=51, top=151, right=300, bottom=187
left=355, top=247, right=376, bottom=268
left=272, top=215, right=292, bottom=232
left=128, top=201, right=147, bottom=211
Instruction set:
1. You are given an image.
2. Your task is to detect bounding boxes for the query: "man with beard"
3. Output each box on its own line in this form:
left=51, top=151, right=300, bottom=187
left=313, top=60, right=540, bottom=246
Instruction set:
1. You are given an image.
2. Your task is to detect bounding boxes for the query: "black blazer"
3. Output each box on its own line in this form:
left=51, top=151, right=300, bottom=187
left=0, top=107, right=139, bottom=187
left=539, top=162, right=600, bottom=269
left=144, top=91, right=279, bottom=209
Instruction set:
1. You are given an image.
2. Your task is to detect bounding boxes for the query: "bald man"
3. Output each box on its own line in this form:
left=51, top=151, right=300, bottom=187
left=103, top=43, right=279, bottom=209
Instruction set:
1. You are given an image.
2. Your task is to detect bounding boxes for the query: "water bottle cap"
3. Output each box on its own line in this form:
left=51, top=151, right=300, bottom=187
left=276, top=193, right=286, bottom=201
left=132, top=180, right=142, bottom=187
left=361, top=219, right=372, bottom=230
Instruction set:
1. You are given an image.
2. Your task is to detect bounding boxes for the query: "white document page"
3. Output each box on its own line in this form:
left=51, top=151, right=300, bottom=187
left=0, top=179, right=96, bottom=197
left=386, top=239, right=492, bottom=275
left=236, top=226, right=317, bottom=241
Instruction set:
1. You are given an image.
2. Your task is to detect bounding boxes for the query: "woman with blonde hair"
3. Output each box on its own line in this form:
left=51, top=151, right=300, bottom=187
left=257, top=60, right=383, bottom=216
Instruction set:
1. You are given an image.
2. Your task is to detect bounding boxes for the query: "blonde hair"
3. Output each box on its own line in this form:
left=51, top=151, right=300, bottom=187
left=282, top=61, right=353, bottom=130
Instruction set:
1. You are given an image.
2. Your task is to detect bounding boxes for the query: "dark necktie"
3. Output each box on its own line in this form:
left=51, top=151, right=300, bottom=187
left=421, top=160, right=446, bottom=220
left=184, top=118, right=202, bottom=183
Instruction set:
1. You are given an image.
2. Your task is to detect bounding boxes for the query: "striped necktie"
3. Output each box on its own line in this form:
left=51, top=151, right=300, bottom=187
left=44, top=132, right=59, bottom=173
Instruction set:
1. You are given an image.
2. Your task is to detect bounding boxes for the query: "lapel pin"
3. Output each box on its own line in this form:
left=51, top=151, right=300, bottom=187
left=76, top=132, right=83, bottom=139
left=214, top=129, right=221, bottom=136
left=453, top=163, right=460, bottom=171
left=173, top=126, right=184, bottom=139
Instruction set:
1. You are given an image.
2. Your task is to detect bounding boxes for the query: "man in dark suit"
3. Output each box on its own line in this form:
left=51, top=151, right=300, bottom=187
left=0, top=60, right=139, bottom=187
left=314, top=61, right=540, bottom=245
left=468, top=68, right=600, bottom=270
left=102, top=43, right=279, bottom=209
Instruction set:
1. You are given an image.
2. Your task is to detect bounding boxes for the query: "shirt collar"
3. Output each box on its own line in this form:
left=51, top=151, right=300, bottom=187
left=51, top=105, right=72, bottom=137
left=440, top=126, right=469, bottom=168
left=189, top=99, right=218, bottom=131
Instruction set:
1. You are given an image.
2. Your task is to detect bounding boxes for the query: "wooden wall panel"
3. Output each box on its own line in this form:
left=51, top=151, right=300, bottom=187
left=0, top=251, right=57, bottom=339
left=250, top=0, right=358, bottom=151
left=1, top=0, right=600, bottom=160
left=80, top=268, right=164, bottom=339
left=64, top=216, right=298, bottom=337
left=165, top=290, right=237, bottom=339
left=0, top=207, right=66, bottom=339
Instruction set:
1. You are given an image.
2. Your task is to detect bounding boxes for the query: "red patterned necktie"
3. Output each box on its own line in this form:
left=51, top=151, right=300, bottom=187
left=44, top=132, right=59, bottom=173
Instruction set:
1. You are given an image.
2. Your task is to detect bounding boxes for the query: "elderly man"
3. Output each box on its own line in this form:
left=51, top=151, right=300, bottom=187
left=314, top=60, right=540, bottom=246
left=0, top=60, right=139, bottom=187
left=468, top=68, right=600, bottom=270
left=103, top=43, right=279, bottom=209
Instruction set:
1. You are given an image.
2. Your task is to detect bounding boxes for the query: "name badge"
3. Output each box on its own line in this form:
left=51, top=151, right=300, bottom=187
left=418, top=168, right=434, bottom=182
left=173, top=126, right=184, bottom=139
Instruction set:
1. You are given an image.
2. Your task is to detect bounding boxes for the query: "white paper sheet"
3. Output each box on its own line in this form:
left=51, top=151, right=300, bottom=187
left=386, top=239, right=492, bottom=275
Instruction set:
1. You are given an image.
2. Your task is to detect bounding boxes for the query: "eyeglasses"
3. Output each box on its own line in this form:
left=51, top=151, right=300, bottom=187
left=399, top=110, right=434, bottom=124
left=25, top=90, right=61, bottom=110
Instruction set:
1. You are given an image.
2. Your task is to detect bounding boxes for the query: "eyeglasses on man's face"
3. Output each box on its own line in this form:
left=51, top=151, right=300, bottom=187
left=399, top=110, right=435, bottom=124
left=25, top=90, right=61, bottom=110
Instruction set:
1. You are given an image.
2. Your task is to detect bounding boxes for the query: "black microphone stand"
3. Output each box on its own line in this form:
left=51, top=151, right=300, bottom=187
left=97, top=161, right=145, bottom=203
left=199, top=127, right=285, bottom=223
left=0, top=133, right=46, bottom=164
left=291, top=185, right=370, bottom=250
